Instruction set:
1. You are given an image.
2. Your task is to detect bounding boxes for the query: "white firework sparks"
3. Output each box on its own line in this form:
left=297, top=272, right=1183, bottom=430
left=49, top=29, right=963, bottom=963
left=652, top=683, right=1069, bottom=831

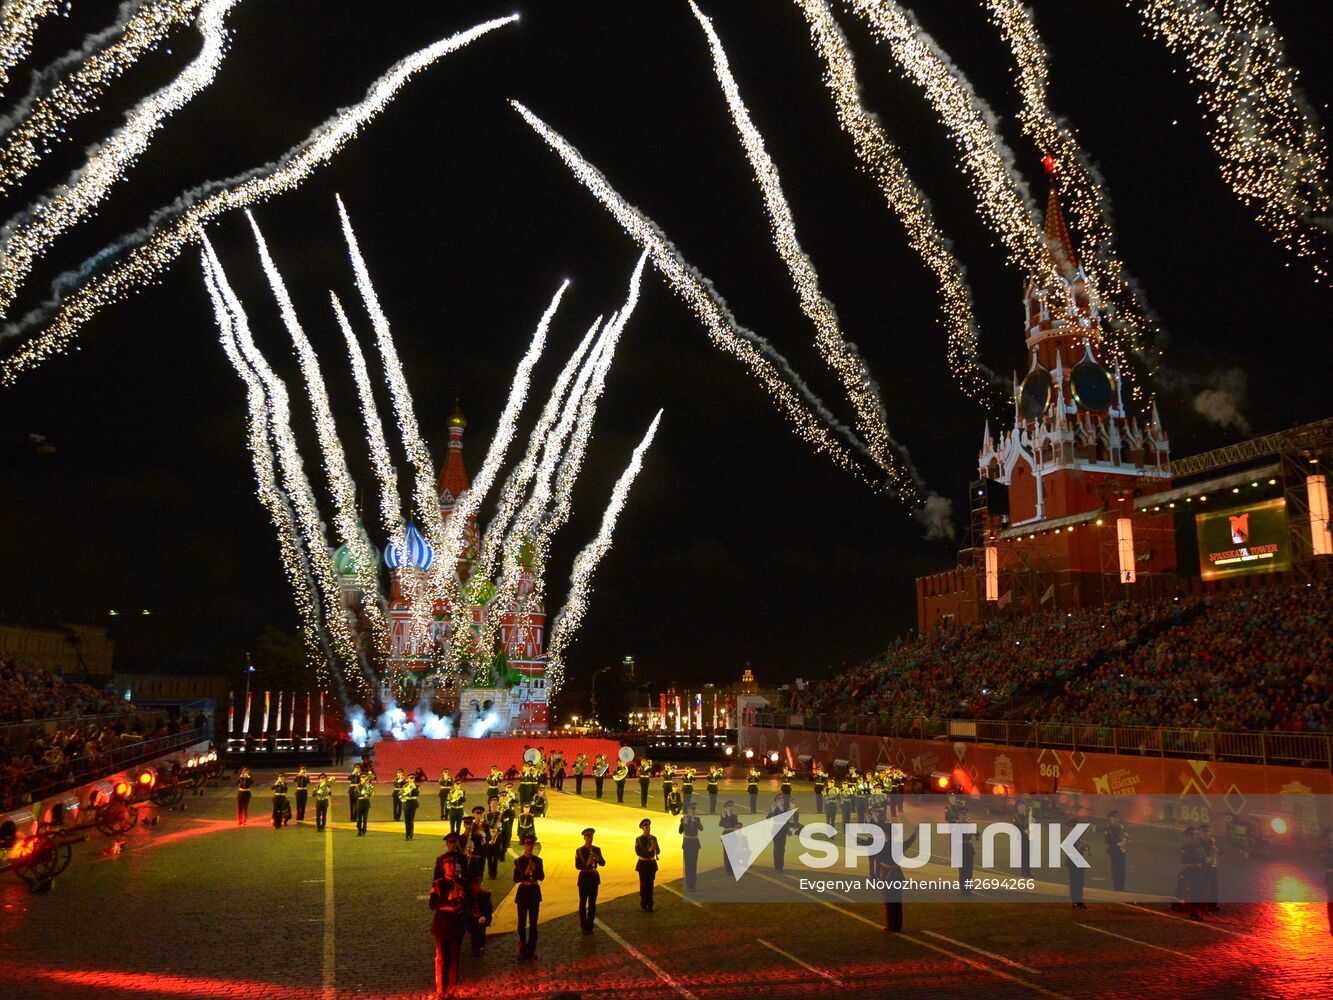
left=0, top=0, right=62, bottom=95
left=545, top=409, right=663, bottom=696
left=0, top=13, right=518, bottom=384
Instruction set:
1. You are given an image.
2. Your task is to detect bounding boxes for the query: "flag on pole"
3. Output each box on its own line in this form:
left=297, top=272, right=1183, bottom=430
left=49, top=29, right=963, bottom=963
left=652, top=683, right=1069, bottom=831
left=695, top=692, right=702, bottom=731
left=289, top=693, right=296, bottom=735
left=318, top=690, right=325, bottom=734
left=261, top=690, right=271, bottom=735
left=275, top=691, right=284, bottom=736
left=228, top=691, right=235, bottom=734
left=305, top=692, right=311, bottom=735
left=242, top=690, right=252, bottom=734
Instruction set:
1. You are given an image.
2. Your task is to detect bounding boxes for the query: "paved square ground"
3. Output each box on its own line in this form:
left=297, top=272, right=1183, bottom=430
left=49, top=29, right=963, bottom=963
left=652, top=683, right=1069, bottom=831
left=1, top=770, right=1328, bottom=999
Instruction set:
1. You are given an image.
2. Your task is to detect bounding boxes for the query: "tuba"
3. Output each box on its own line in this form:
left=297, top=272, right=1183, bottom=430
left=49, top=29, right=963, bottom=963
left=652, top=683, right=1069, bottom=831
left=593, top=758, right=609, bottom=777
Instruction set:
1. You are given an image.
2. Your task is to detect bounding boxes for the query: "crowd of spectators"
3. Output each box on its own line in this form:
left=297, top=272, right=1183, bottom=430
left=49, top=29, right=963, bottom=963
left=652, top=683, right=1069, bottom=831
left=0, top=652, right=124, bottom=723
left=794, top=579, right=1331, bottom=734
left=1039, top=583, right=1332, bottom=731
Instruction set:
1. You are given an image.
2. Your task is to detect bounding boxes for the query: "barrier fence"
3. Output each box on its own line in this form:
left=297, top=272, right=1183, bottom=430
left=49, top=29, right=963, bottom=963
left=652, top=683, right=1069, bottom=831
left=750, top=710, right=1331, bottom=769
left=3, top=727, right=209, bottom=811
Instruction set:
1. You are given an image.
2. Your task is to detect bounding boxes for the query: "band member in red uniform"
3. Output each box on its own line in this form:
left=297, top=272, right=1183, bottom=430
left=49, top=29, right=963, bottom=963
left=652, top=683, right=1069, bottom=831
left=635, top=818, right=661, bottom=911
left=575, top=827, right=606, bottom=934
left=514, top=834, right=544, bottom=960
left=235, top=767, right=253, bottom=825
left=429, top=853, right=469, bottom=998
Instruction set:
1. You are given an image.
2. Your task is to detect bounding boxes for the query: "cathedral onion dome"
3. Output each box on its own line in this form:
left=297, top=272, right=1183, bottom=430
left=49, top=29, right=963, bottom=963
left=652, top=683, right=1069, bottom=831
left=384, top=523, right=434, bottom=571
left=333, top=540, right=379, bottom=578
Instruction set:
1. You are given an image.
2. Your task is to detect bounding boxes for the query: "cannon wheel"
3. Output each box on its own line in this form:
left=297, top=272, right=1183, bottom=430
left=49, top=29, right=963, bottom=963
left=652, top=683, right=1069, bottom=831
left=152, top=783, right=184, bottom=808
left=95, top=801, right=137, bottom=836
left=11, top=835, right=61, bottom=887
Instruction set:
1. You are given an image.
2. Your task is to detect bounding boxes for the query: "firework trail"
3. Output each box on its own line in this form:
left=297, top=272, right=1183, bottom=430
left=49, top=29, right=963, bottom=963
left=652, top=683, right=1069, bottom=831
left=985, top=0, right=1164, bottom=383
left=545, top=409, right=663, bottom=696
left=202, top=236, right=367, bottom=690
left=692, top=2, right=920, bottom=499
left=794, top=0, right=995, bottom=402
left=542, top=253, right=648, bottom=562
left=0, top=0, right=61, bottom=95
left=477, top=313, right=613, bottom=662
left=432, top=279, right=567, bottom=622
left=0, top=13, right=519, bottom=384
left=247, top=211, right=389, bottom=653
left=330, top=291, right=404, bottom=545
left=201, top=248, right=336, bottom=685
left=1134, top=0, right=1329, bottom=280
left=0, top=0, right=202, bottom=193
left=0, top=0, right=241, bottom=317
left=336, top=195, right=446, bottom=659
left=478, top=316, right=600, bottom=581
left=512, top=99, right=872, bottom=482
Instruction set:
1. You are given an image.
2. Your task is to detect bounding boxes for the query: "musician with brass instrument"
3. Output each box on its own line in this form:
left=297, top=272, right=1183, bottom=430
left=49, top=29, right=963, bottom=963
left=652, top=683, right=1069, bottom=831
left=812, top=766, right=827, bottom=815
left=779, top=765, right=794, bottom=799
left=706, top=764, right=723, bottom=814
left=661, top=762, right=676, bottom=812
left=513, top=835, right=544, bottom=960
left=438, top=768, right=454, bottom=820
left=446, top=784, right=466, bottom=837
left=483, top=801, right=504, bottom=879
left=572, top=753, right=589, bottom=795
left=681, top=768, right=696, bottom=811
left=638, top=756, right=654, bottom=808
left=612, top=757, right=629, bottom=803
left=1104, top=809, right=1128, bottom=891
left=401, top=774, right=420, bottom=840
left=593, top=754, right=609, bottom=799
left=486, top=765, right=502, bottom=802
left=746, top=766, right=761, bottom=814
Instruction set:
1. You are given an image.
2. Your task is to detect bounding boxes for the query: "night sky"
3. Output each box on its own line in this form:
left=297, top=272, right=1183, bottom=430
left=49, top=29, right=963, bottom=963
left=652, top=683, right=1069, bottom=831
left=1, top=2, right=1329, bottom=705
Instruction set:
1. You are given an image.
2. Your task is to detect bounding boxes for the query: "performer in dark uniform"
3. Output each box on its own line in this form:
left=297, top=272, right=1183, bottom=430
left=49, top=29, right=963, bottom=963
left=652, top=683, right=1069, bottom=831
left=680, top=802, right=704, bottom=892
left=573, top=754, right=588, bottom=795
left=635, top=818, right=660, bottom=911
left=235, top=767, right=253, bottom=825
left=468, top=874, right=493, bottom=957
left=1104, top=809, right=1128, bottom=892
left=1174, top=826, right=1205, bottom=919
left=294, top=766, right=310, bottom=822
left=593, top=755, right=609, bottom=799
left=465, top=807, right=487, bottom=881
left=402, top=774, right=420, bottom=840
left=706, top=765, right=722, bottom=814
left=766, top=794, right=797, bottom=874
left=681, top=768, right=696, bottom=811
left=484, top=804, right=504, bottom=879
left=499, top=792, right=516, bottom=856
left=355, top=774, right=373, bottom=836
left=719, top=800, right=742, bottom=876
left=746, top=766, right=761, bottom=814
left=516, top=801, right=536, bottom=846
left=779, top=766, right=793, bottom=799
left=661, top=763, right=675, bottom=812
left=447, top=785, right=466, bottom=837
left=438, top=769, right=453, bottom=820
left=638, top=757, right=653, bottom=808
left=486, top=765, right=502, bottom=802
left=1016, top=800, right=1033, bottom=877
left=347, top=763, right=362, bottom=822
left=429, top=853, right=469, bottom=998
left=1199, top=826, right=1220, bottom=912
left=873, top=825, right=915, bottom=933
left=666, top=787, right=683, bottom=816
left=313, top=773, right=332, bottom=831
left=434, top=833, right=462, bottom=879
left=612, top=759, right=629, bottom=803
left=552, top=752, right=566, bottom=792
left=959, top=831, right=975, bottom=894
left=823, top=784, right=839, bottom=828
left=575, top=827, right=606, bottom=934
left=812, top=767, right=826, bottom=815
left=514, top=835, right=545, bottom=960
left=391, top=768, right=406, bottom=822
left=271, top=773, right=290, bottom=829
left=519, top=764, right=538, bottom=806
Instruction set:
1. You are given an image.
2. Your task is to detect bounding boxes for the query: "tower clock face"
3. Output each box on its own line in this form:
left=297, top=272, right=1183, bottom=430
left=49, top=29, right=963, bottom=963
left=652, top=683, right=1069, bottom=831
left=1019, top=368, right=1054, bottom=420
left=1071, top=359, right=1114, bottom=412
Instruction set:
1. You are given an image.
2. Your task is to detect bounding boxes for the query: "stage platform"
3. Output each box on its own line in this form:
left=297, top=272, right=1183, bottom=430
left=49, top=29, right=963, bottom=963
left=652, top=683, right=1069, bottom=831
left=371, top=736, right=623, bottom=780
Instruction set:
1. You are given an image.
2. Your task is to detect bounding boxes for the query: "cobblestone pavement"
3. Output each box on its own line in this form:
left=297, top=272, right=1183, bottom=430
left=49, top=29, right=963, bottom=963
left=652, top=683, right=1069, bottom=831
left=1, top=771, right=1328, bottom=999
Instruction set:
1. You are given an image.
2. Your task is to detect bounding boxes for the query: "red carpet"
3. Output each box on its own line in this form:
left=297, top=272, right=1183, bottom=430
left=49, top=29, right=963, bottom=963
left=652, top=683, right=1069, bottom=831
left=372, top=736, right=623, bottom=781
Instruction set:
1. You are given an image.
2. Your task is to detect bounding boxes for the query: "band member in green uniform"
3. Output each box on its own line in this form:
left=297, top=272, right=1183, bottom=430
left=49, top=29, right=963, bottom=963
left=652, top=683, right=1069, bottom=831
left=347, top=763, right=362, bottom=822
left=718, top=800, right=742, bottom=876
left=486, top=765, right=502, bottom=802
left=661, top=762, right=675, bottom=811
left=235, top=767, right=253, bottom=825
left=823, top=782, right=840, bottom=827
left=666, top=787, right=683, bottom=815
left=812, top=767, right=827, bottom=815
left=680, top=802, right=704, bottom=892
left=313, top=773, right=332, bottom=831
left=355, top=773, right=374, bottom=836
left=391, top=768, right=406, bottom=821
left=638, top=757, right=653, bottom=808
left=575, top=827, right=606, bottom=934
left=429, top=853, right=469, bottom=998
left=593, top=754, right=609, bottom=799
left=612, top=758, right=629, bottom=803
left=516, top=801, right=536, bottom=845
left=552, top=752, right=566, bottom=792
left=271, top=773, right=290, bottom=829
left=635, top=818, right=660, bottom=911
left=706, top=765, right=722, bottom=814
left=573, top=753, right=588, bottom=795
left=484, top=803, right=504, bottom=879
left=514, top=835, right=545, bottom=960
left=467, top=874, right=493, bottom=957
left=1104, top=809, right=1128, bottom=892
left=446, top=784, right=466, bottom=837
left=499, top=790, right=516, bottom=855
left=681, top=768, right=696, bottom=811
left=779, top=765, right=793, bottom=799
left=402, top=774, right=420, bottom=840
left=746, top=766, right=761, bottom=814
left=294, top=765, right=310, bottom=822
left=519, top=763, right=538, bottom=806
left=438, top=768, right=454, bottom=820
left=465, top=807, right=487, bottom=881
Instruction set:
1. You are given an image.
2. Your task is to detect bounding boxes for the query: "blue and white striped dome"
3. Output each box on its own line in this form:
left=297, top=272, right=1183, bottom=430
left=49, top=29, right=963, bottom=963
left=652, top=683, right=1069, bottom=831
left=384, top=523, right=434, bottom=571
